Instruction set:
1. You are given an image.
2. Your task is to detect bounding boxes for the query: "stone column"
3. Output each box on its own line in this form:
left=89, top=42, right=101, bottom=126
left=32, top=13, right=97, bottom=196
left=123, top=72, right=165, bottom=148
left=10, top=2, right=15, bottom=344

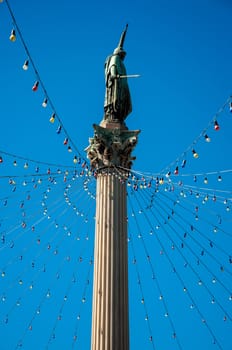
left=86, top=122, right=140, bottom=350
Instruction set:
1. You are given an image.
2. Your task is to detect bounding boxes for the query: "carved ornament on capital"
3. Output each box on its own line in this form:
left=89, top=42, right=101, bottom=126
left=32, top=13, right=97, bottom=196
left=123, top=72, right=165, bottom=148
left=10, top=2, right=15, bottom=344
left=85, top=124, right=140, bottom=170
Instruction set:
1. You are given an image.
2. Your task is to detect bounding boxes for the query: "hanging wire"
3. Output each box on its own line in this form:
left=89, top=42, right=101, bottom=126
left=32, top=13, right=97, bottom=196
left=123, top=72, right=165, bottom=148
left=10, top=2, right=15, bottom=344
left=45, top=253, right=93, bottom=349
left=129, top=189, right=227, bottom=349
left=140, top=191, right=232, bottom=321
left=71, top=255, right=93, bottom=349
left=159, top=95, right=232, bottom=175
left=4, top=0, right=87, bottom=161
left=0, top=148, right=78, bottom=169
left=1, top=2, right=231, bottom=349
left=155, top=190, right=232, bottom=260
left=128, top=194, right=183, bottom=350
left=11, top=207, right=93, bottom=349
left=128, top=231, right=156, bottom=350
left=0, top=158, right=95, bottom=347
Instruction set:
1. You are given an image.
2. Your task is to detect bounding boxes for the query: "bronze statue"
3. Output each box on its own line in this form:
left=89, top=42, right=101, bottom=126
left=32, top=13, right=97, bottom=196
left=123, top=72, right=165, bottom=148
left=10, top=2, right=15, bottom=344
left=86, top=25, right=140, bottom=170
left=104, top=25, right=132, bottom=123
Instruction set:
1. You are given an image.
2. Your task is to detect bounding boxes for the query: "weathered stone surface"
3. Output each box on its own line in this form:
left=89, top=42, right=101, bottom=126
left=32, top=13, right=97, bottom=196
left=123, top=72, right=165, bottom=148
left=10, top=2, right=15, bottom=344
left=86, top=124, right=140, bottom=170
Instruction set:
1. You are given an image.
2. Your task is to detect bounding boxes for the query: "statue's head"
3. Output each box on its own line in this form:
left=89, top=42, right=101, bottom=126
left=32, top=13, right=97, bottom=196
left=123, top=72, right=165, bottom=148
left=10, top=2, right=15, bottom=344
left=113, top=47, right=126, bottom=60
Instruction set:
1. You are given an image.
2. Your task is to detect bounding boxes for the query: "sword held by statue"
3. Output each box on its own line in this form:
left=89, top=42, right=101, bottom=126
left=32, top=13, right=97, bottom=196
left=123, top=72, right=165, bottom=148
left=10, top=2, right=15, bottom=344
left=117, top=74, right=140, bottom=79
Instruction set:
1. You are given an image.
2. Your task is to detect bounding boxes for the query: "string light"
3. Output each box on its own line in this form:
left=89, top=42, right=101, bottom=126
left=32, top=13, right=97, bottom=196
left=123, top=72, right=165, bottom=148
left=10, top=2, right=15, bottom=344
left=160, top=94, right=231, bottom=175
left=174, top=166, right=179, bottom=175
left=42, top=98, right=48, bottom=108
left=3, top=0, right=86, bottom=168
left=214, top=120, right=220, bottom=131
left=192, top=149, right=199, bottom=159
left=181, top=159, right=186, bottom=168
left=9, top=29, right=16, bottom=42
left=2, top=2, right=232, bottom=346
left=204, top=134, right=211, bottom=142
left=63, top=138, right=68, bottom=145
left=32, top=81, right=39, bottom=91
left=49, top=113, right=55, bottom=123
left=56, top=125, right=62, bottom=134
left=22, top=60, right=29, bottom=70
left=73, top=156, right=78, bottom=164
left=204, top=177, right=208, bottom=184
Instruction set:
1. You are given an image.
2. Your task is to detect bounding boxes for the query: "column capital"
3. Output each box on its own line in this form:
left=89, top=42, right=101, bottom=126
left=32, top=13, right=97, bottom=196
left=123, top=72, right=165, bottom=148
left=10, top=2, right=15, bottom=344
left=86, top=124, right=140, bottom=170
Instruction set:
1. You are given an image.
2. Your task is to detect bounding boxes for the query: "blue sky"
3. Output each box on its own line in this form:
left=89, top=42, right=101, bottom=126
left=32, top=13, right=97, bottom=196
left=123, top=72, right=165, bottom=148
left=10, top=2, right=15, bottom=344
left=0, top=0, right=231, bottom=349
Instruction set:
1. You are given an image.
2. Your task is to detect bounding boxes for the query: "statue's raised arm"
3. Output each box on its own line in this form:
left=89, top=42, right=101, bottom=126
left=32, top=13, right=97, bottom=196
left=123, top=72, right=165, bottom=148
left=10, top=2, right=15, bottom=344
left=103, top=25, right=132, bottom=124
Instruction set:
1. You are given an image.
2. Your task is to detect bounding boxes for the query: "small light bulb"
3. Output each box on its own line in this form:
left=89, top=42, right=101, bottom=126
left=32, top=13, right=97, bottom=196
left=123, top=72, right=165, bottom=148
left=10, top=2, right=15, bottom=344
left=68, top=146, right=72, bottom=152
left=49, top=113, right=55, bottom=123
left=42, top=98, right=48, bottom=108
left=63, top=138, right=68, bottom=145
left=56, top=125, right=62, bottom=134
left=32, top=81, right=39, bottom=91
left=192, top=149, right=199, bottom=159
left=174, top=166, right=179, bottom=175
left=9, top=29, right=16, bottom=42
left=204, top=177, right=208, bottom=184
left=204, top=134, right=211, bottom=142
left=214, top=120, right=220, bottom=131
left=181, top=159, right=186, bottom=168
left=230, top=102, right=232, bottom=112
left=0, top=156, right=3, bottom=163
left=73, top=156, right=78, bottom=164
left=22, top=60, right=29, bottom=70
left=24, top=162, right=28, bottom=169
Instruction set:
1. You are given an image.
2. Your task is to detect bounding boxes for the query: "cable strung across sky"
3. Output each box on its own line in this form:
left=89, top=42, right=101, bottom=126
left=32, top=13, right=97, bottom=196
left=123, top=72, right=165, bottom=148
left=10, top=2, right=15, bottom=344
left=0, top=1, right=231, bottom=350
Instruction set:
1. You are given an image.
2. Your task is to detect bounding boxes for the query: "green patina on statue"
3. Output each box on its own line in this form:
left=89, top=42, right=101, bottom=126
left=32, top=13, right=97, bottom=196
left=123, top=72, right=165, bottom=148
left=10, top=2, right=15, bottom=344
left=104, top=24, right=132, bottom=123
left=86, top=26, right=140, bottom=169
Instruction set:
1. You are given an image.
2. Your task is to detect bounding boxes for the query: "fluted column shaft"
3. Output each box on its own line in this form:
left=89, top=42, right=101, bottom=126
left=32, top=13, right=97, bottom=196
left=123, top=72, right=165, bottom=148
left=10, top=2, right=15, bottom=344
left=91, top=171, right=129, bottom=350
